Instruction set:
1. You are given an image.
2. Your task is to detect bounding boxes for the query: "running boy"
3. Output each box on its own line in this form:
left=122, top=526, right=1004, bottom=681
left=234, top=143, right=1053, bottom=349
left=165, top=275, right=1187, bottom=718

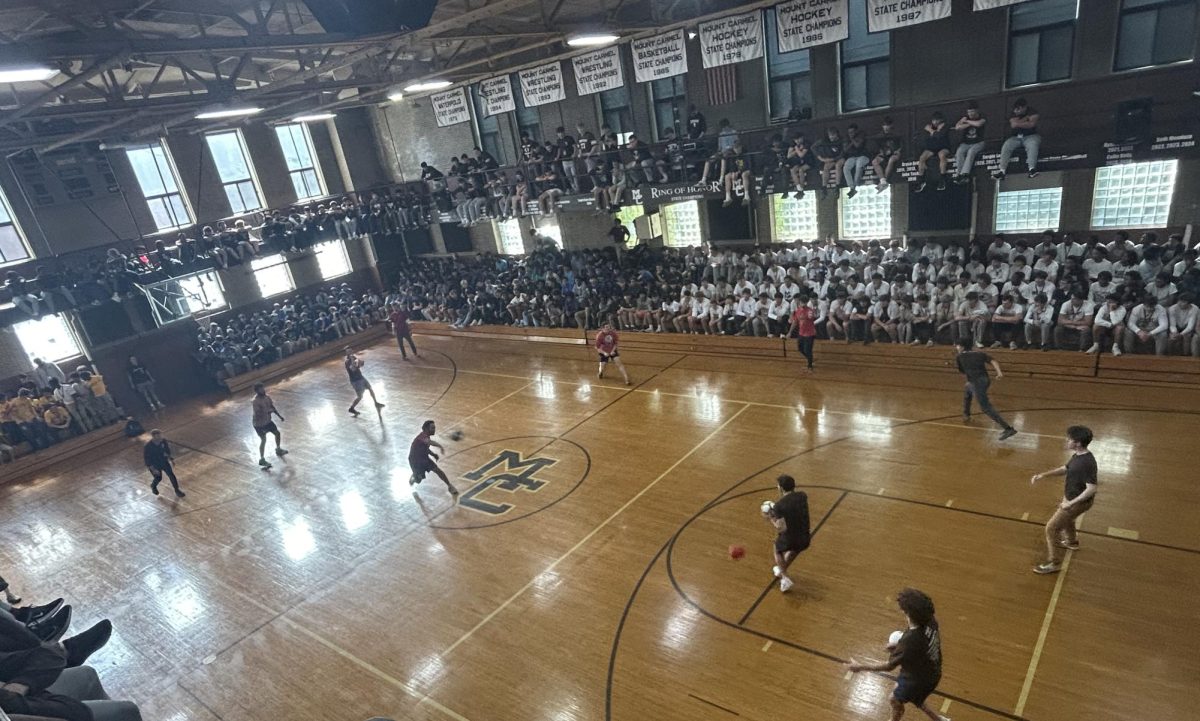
left=408, top=419, right=459, bottom=498
left=345, top=347, right=385, bottom=416
left=955, top=338, right=1017, bottom=440
left=252, top=382, right=288, bottom=468
left=595, top=322, right=631, bottom=385
left=761, top=474, right=810, bottom=593
left=1030, top=425, right=1097, bottom=575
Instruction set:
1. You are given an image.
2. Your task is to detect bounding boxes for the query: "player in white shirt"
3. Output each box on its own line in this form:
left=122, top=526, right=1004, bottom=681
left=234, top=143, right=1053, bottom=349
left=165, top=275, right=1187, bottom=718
left=990, top=295, right=1026, bottom=349
left=1023, top=293, right=1055, bottom=350
left=955, top=292, right=991, bottom=348
left=1124, top=295, right=1168, bottom=355
left=1166, top=292, right=1199, bottom=356
left=1054, top=292, right=1095, bottom=351
left=1089, top=295, right=1127, bottom=355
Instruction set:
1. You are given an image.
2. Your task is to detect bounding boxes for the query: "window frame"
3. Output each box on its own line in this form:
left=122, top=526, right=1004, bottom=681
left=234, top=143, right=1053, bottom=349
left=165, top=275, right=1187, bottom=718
left=770, top=192, right=819, bottom=242
left=1005, top=0, right=1079, bottom=88
left=838, top=0, right=890, bottom=113
left=12, top=314, right=85, bottom=365
left=314, top=239, right=353, bottom=280
left=1089, top=159, right=1178, bottom=230
left=204, top=129, right=265, bottom=215
left=495, top=217, right=526, bottom=255
left=274, top=123, right=327, bottom=202
left=250, top=253, right=297, bottom=298
left=838, top=185, right=892, bottom=240
left=126, top=140, right=194, bottom=232
left=660, top=200, right=703, bottom=248
left=648, top=75, right=687, bottom=141
left=598, top=86, right=634, bottom=138
left=0, top=183, right=33, bottom=268
left=994, top=186, right=1064, bottom=233
left=1112, top=0, right=1198, bottom=72
left=765, top=8, right=813, bottom=121
left=513, top=78, right=542, bottom=144
left=470, top=86, right=506, bottom=165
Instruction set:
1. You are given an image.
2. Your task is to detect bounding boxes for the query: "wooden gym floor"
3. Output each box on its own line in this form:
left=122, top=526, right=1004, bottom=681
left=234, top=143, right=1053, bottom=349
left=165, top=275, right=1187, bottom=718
left=2, top=333, right=1198, bottom=721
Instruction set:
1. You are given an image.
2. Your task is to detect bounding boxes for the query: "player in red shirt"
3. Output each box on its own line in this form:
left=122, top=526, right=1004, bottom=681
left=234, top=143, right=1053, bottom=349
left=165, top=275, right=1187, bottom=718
left=388, top=302, right=419, bottom=360
left=595, top=322, right=631, bottom=385
left=786, top=294, right=818, bottom=372
left=408, top=419, right=458, bottom=498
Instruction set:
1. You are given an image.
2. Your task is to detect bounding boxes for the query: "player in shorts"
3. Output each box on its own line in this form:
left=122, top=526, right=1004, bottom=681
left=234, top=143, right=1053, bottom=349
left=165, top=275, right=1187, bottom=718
left=595, top=322, right=631, bottom=385
left=408, top=420, right=458, bottom=498
left=848, top=588, right=950, bottom=721
left=761, top=474, right=810, bottom=593
left=251, top=382, right=288, bottom=468
left=345, top=347, right=385, bottom=416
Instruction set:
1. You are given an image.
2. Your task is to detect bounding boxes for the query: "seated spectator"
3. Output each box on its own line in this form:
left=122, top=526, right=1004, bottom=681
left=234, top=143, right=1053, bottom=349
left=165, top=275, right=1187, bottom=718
left=1149, top=271, right=1178, bottom=306
left=1090, top=294, right=1127, bottom=355
left=721, top=142, right=752, bottom=208
left=991, top=294, right=1025, bottom=349
left=955, top=291, right=990, bottom=347
left=915, top=112, right=950, bottom=193
left=952, top=101, right=986, bottom=183
left=4, top=271, right=43, bottom=317
left=1024, top=293, right=1054, bottom=350
left=871, top=117, right=903, bottom=191
left=1054, top=290, right=1094, bottom=351
left=992, top=97, right=1041, bottom=180
left=787, top=134, right=816, bottom=199
left=1167, top=292, right=1198, bottom=357
left=1124, top=294, right=1169, bottom=355
left=813, top=126, right=844, bottom=198
left=842, top=124, right=870, bottom=197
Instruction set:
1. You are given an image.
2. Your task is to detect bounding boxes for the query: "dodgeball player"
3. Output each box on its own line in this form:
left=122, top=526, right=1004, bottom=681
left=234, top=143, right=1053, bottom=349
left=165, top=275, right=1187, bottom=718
left=848, top=588, right=950, bottom=721
left=345, top=347, right=385, bottom=416
left=409, top=419, right=458, bottom=498
left=251, top=382, right=288, bottom=468
left=761, top=474, right=810, bottom=593
left=595, top=321, right=631, bottom=385
left=1029, top=425, right=1098, bottom=575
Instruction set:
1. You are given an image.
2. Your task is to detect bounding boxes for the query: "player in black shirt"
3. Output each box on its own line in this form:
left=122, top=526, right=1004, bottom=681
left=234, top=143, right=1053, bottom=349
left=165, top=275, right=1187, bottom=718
left=344, top=347, right=384, bottom=416
left=955, top=338, right=1017, bottom=440
left=1030, top=425, right=1098, bottom=574
left=143, top=429, right=185, bottom=497
left=848, top=588, right=950, bottom=721
left=761, top=474, right=810, bottom=593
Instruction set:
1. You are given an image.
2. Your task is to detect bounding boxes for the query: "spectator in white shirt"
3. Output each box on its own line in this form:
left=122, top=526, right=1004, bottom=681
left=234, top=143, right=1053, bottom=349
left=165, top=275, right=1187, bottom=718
left=764, top=293, right=792, bottom=337
left=969, top=273, right=1000, bottom=309
left=672, top=292, right=694, bottom=333
left=1110, top=250, right=1139, bottom=282
left=1167, top=292, right=1199, bottom=357
left=1106, top=230, right=1138, bottom=262
left=1024, top=293, right=1055, bottom=350
left=991, top=295, right=1025, bottom=349
left=1054, top=291, right=1095, bottom=351
left=1023, top=271, right=1054, bottom=304
left=911, top=293, right=935, bottom=345
left=827, top=290, right=851, bottom=340
left=955, top=291, right=990, bottom=348
left=985, top=235, right=1012, bottom=261
left=1032, top=250, right=1059, bottom=283
left=1173, top=249, right=1197, bottom=279
left=1009, top=255, right=1031, bottom=285
left=733, top=289, right=757, bottom=335
left=937, top=257, right=964, bottom=282
left=890, top=278, right=914, bottom=300
left=942, top=243, right=965, bottom=266
left=1082, top=247, right=1113, bottom=281
left=1088, top=271, right=1116, bottom=305
left=865, top=274, right=890, bottom=303
left=870, top=294, right=900, bottom=343
left=1149, top=272, right=1177, bottom=307
left=1089, top=294, right=1127, bottom=355
left=986, top=257, right=1010, bottom=285
left=1135, top=242, right=1164, bottom=281
left=963, top=255, right=986, bottom=281
left=1003, top=270, right=1030, bottom=302
left=1009, top=239, right=1035, bottom=266
left=1032, top=232, right=1058, bottom=261
left=1059, top=235, right=1087, bottom=264
left=1124, top=295, right=1169, bottom=355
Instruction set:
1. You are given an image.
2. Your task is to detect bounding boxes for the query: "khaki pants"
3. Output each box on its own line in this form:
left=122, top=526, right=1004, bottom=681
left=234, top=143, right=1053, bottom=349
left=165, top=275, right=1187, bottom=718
left=1045, top=497, right=1093, bottom=564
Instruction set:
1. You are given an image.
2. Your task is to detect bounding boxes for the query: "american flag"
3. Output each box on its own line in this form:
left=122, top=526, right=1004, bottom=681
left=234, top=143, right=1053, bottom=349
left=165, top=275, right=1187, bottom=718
left=706, top=64, right=738, bottom=106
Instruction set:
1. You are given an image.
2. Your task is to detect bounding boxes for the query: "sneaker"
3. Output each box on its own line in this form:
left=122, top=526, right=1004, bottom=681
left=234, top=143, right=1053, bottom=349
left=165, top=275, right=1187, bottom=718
left=258, top=458, right=271, bottom=468
left=12, top=598, right=63, bottom=624
left=999, top=427, right=1018, bottom=441
left=1028, top=170, right=1039, bottom=178
left=772, top=565, right=782, bottom=578
left=991, top=170, right=1006, bottom=180
left=741, top=197, right=750, bottom=207
left=1058, top=539, right=1080, bottom=550
left=875, top=182, right=887, bottom=193
left=409, top=475, right=419, bottom=486
left=1112, top=345, right=1123, bottom=356
left=936, top=181, right=946, bottom=191
left=374, top=402, right=385, bottom=410
left=1009, top=342, right=1018, bottom=350
left=1085, top=343, right=1099, bottom=354
left=779, top=576, right=794, bottom=593
left=1033, top=562, right=1061, bottom=575
left=150, top=484, right=159, bottom=495
left=974, top=341, right=984, bottom=348
left=926, top=340, right=934, bottom=347
left=914, top=182, right=927, bottom=193
left=275, top=448, right=288, bottom=457
left=449, top=485, right=460, bottom=497
left=847, top=187, right=857, bottom=198
left=795, top=189, right=805, bottom=200
left=348, top=407, right=360, bottom=416
left=990, top=341, right=1002, bottom=348
left=175, top=489, right=186, bottom=498
left=722, top=198, right=733, bottom=207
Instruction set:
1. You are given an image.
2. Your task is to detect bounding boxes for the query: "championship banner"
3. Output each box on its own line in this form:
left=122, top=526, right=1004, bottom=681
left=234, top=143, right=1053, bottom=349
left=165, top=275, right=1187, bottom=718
left=866, top=0, right=952, bottom=32
left=477, top=76, right=515, bottom=117
left=430, top=87, right=470, bottom=128
left=630, top=29, right=688, bottom=83
left=775, top=0, right=849, bottom=52
left=700, top=11, right=765, bottom=69
left=572, top=46, right=624, bottom=96
left=973, top=0, right=1033, bottom=9
left=518, top=62, right=565, bottom=107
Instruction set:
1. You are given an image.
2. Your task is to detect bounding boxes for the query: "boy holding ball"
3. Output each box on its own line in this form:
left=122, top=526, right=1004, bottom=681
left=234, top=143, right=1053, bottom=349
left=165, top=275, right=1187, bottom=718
left=761, top=474, right=810, bottom=593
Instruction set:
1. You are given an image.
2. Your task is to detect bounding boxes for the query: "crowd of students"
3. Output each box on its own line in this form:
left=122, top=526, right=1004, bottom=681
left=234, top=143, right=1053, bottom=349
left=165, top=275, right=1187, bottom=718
left=387, top=228, right=1200, bottom=358
left=0, top=360, right=126, bottom=463
left=192, top=283, right=389, bottom=383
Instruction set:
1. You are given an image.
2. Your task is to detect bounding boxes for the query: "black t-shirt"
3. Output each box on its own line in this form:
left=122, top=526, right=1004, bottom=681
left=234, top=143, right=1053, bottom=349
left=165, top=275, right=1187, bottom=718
left=1064, top=451, right=1098, bottom=500
left=890, top=619, right=942, bottom=688
left=1010, top=107, right=1038, bottom=137
left=557, top=136, right=576, bottom=158
left=420, top=166, right=443, bottom=181
left=608, top=225, right=630, bottom=245
left=875, top=134, right=902, bottom=156
left=844, top=135, right=869, bottom=159
left=815, top=138, right=843, bottom=159
left=345, top=357, right=364, bottom=382
left=773, top=491, right=811, bottom=548
left=955, top=351, right=992, bottom=383
left=687, top=112, right=707, bottom=140
left=961, top=120, right=985, bottom=143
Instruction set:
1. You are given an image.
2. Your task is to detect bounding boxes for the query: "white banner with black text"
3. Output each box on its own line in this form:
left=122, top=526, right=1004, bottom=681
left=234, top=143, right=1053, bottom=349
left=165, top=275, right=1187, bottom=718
left=700, top=10, right=765, bottom=69
left=973, top=0, right=1033, bottom=9
left=572, top=46, right=624, bottom=96
left=477, top=75, right=515, bottom=117
left=431, top=87, right=470, bottom=128
left=518, top=62, right=566, bottom=107
left=775, top=0, right=849, bottom=52
left=630, top=29, right=688, bottom=83
left=866, top=0, right=952, bottom=32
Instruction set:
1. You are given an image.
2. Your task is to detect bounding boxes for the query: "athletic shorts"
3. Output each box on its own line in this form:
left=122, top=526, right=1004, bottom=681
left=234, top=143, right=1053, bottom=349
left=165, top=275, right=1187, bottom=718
left=351, top=378, right=371, bottom=394
left=409, top=456, right=435, bottom=480
left=254, top=422, right=279, bottom=438
left=924, top=138, right=950, bottom=153
left=774, top=535, right=810, bottom=555
left=893, top=675, right=939, bottom=706
left=598, top=351, right=618, bottom=363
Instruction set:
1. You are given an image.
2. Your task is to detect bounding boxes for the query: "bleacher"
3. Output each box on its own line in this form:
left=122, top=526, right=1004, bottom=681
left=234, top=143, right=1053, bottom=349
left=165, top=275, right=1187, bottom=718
left=221, top=323, right=391, bottom=395
left=0, top=423, right=129, bottom=484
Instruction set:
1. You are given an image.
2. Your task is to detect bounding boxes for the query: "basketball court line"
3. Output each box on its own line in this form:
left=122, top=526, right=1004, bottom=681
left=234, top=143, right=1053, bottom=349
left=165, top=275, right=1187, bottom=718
left=441, top=403, right=751, bottom=656
left=1014, top=552, right=1074, bottom=716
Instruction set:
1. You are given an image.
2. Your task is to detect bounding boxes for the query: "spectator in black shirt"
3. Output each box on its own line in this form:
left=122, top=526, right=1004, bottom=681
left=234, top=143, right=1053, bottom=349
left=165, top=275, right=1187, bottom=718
left=685, top=104, right=707, bottom=141
left=720, top=143, right=752, bottom=207
left=1030, top=425, right=1098, bottom=574
left=813, top=126, right=844, bottom=199
left=419, top=162, right=445, bottom=192
left=842, top=124, right=870, bottom=198
left=554, top=127, right=578, bottom=192
left=759, top=135, right=787, bottom=194
left=955, top=338, right=1017, bottom=439
left=575, top=123, right=598, bottom=173
left=143, top=429, right=184, bottom=497
left=871, top=116, right=903, bottom=191
left=952, top=101, right=987, bottom=183
left=473, top=147, right=498, bottom=171
left=848, top=588, right=949, bottom=721
left=993, top=97, right=1041, bottom=180
left=787, top=134, right=815, bottom=199
left=915, top=111, right=950, bottom=193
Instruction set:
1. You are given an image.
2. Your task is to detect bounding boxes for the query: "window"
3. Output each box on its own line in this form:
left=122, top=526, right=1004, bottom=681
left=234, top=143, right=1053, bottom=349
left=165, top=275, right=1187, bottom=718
left=616, top=205, right=645, bottom=247
left=766, top=9, right=812, bottom=121
left=599, top=87, right=634, bottom=137
left=250, top=254, right=296, bottom=298
left=1115, top=0, right=1197, bottom=71
left=143, top=269, right=227, bottom=326
left=771, top=193, right=819, bottom=241
left=13, top=315, right=83, bottom=364
left=496, top=218, right=525, bottom=255
left=840, top=0, right=889, bottom=111
left=0, top=184, right=32, bottom=266
left=534, top=218, right=562, bottom=248
left=470, top=86, right=505, bottom=164
left=205, top=130, right=263, bottom=215
left=126, top=141, right=192, bottom=231
left=661, top=200, right=702, bottom=247
left=995, top=187, right=1063, bottom=232
left=1090, top=160, right=1178, bottom=229
left=650, top=76, right=687, bottom=140
left=274, top=123, right=326, bottom=201
left=314, top=239, right=352, bottom=280
left=839, top=185, right=891, bottom=240
left=1008, top=0, right=1077, bottom=87
left=514, top=79, right=542, bottom=143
